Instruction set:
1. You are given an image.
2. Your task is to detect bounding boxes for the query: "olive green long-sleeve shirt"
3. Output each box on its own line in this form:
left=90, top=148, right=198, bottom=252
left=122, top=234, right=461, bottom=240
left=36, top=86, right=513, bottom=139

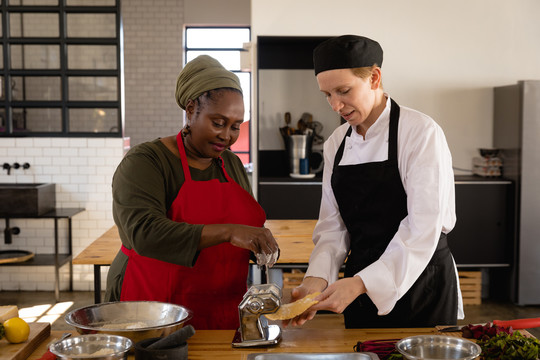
left=105, top=138, right=253, bottom=301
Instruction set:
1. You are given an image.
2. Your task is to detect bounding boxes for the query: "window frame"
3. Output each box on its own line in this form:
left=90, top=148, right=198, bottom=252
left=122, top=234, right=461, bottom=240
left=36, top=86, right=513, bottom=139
left=184, top=26, right=251, bottom=164
left=0, top=0, right=123, bottom=137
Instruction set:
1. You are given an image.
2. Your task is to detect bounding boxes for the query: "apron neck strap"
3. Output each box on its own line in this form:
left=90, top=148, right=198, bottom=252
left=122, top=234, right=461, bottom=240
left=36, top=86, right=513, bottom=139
left=175, top=131, right=232, bottom=182
left=176, top=131, right=193, bottom=182
left=388, top=98, right=401, bottom=161
left=333, top=126, right=353, bottom=171
left=333, top=98, right=401, bottom=170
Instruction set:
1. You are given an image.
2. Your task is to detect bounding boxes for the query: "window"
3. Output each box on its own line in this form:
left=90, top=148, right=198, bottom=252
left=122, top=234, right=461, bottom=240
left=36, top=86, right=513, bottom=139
left=0, top=0, right=122, bottom=136
left=185, top=26, right=251, bottom=165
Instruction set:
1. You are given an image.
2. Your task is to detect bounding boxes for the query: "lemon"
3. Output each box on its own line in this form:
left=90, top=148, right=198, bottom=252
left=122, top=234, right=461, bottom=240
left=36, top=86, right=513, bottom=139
left=3, top=317, right=30, bottom=344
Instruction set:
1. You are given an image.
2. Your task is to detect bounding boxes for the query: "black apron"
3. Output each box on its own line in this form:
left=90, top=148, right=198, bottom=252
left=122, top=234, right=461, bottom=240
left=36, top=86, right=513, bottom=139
left=331, top=99, right=458, bottom=328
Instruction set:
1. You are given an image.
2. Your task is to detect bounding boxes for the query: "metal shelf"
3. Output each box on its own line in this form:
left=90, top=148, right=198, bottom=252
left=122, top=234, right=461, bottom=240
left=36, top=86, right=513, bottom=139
left=1, top=208, right=85, bottom=302
left=1, top=253, right=72, bottom=267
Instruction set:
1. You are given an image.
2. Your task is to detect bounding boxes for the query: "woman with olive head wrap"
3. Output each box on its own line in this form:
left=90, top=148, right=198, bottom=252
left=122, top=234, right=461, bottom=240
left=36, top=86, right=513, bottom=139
left=105, top=55, right=279, bottom=330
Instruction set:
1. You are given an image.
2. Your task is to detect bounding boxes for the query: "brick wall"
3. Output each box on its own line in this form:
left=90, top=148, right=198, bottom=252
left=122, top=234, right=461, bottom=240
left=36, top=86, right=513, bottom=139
left=122, top=0, right=185, bottom=146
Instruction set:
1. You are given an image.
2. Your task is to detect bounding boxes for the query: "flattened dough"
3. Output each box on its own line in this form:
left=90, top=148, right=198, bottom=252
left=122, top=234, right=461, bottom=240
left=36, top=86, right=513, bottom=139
left=265, top=292, right=321, bottom=321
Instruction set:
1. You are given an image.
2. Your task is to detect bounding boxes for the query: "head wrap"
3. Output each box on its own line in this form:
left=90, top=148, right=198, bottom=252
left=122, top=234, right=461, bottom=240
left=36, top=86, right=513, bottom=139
left=313, top=35, right=383, bottom=75
left=175, top=55, right=242, bottom=110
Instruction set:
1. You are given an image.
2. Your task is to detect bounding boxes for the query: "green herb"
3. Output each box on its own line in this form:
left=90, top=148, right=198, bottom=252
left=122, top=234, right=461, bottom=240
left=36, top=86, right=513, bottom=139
left=478, top=331, right=540, bottom=360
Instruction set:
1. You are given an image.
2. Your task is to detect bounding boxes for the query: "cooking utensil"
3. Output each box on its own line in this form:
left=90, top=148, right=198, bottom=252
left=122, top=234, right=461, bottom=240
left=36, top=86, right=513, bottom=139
left=65, top=301, right=192, bottom=345
left=296, top=117, right=308, bottom=134
left=49, top=334, right=132, bottom=360
left=279, top=112, right=293, bottom=137
left=284, top=134, right=314, bottom=175
left=439, top=316, right=540, bottom=332
left=232, top=284, right=282, bottom=347
left=285, top=112, right=292, bottom=127
left=396, top=335, right=481, bottom=360
left=310, top=121, right=325, bottom=144
left=301, top=112, right=324, bottom=144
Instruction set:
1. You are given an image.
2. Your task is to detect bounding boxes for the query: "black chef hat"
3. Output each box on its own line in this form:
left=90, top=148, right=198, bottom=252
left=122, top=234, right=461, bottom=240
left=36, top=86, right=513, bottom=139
left=313, top=35, right=383, bottom=75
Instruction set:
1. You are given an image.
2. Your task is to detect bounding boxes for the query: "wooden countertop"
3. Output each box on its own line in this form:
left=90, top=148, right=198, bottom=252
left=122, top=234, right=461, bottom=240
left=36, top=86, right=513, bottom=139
left=73, top=220, right=317, bottom=266
left=28, top=327, right=444, bottom=360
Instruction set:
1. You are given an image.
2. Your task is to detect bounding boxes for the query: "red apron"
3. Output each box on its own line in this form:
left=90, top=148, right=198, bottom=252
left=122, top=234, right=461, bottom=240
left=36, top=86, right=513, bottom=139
left=120, top=131, right=266, bottom=330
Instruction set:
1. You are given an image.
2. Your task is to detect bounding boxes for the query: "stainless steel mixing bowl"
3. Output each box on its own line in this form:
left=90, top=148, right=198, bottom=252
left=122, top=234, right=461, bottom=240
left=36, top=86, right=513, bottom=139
left=65, top=301, right=192, bottom=344
left=49, top=334, right=132, bottom=360
left=396, top=335, right=481, bottom=360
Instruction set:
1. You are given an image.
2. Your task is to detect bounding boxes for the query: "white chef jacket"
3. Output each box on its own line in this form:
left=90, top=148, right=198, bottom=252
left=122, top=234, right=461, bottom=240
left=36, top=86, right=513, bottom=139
left=305, top=95, right=464, bottom=319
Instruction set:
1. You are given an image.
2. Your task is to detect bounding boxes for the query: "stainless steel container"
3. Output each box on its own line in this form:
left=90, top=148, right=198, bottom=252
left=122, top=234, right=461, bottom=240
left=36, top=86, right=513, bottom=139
left=65, top=301, right=192, bottom=345
left=284, top=134, right=314, bottom=174
left=49, top=334, right=132, bottom=360
left=396, top=335, right=481, bottom=360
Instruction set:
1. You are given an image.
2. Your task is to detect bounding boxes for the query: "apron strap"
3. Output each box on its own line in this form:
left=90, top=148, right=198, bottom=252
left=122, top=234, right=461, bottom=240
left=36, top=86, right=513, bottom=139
left=176, top=131, right=193, bottom=183
left=217, top=156, right=234, bottom=183
left=388, top=98, right=401, bottom=162
left=333, top=97, right=400, bottom=171
left=333, top=126, right=353, bottom=172
left=175, top=131, right=233, bottom=183
left=121, top=244, right=133, bottom=255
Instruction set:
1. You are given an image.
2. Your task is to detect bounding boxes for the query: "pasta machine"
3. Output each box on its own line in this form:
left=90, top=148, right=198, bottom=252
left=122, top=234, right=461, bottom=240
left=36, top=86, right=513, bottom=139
left=232, top=283, right=282, bottom=347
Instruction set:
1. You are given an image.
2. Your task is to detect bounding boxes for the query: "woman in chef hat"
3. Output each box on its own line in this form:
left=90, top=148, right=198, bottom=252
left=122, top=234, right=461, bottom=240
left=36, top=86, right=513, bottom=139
left=105, top=55, right=279, bottom=330
left=289, top=35, right=463, bottom=328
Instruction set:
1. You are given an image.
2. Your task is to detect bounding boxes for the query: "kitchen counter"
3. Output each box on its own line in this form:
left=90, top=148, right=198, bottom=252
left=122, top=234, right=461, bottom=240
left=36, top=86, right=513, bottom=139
left=73, top=220, right=317, bottom=303
left=29, top=327, right=446, bottom=359
left=73, top=220, right=316, bottom=266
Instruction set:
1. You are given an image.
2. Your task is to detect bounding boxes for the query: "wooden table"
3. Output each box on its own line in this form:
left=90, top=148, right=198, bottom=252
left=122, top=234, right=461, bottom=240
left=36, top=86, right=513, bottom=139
left=28, top=327, right=443, bottom=360
left=73, top=220, right=317, bottom=303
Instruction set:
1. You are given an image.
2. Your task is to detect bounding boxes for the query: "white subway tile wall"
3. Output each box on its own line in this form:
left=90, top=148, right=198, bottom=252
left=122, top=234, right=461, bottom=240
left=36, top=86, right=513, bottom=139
left=0, top=137, right=125, bottom=292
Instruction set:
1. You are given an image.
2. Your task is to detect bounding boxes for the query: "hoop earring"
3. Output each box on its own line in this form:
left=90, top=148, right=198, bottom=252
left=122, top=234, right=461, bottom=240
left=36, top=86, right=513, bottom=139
left=182, top=125, right=191, bottom=136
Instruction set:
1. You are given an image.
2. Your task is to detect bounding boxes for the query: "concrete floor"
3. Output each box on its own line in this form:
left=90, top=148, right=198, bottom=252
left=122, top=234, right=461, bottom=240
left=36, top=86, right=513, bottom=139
left=1, top=290, right=539, bottom=338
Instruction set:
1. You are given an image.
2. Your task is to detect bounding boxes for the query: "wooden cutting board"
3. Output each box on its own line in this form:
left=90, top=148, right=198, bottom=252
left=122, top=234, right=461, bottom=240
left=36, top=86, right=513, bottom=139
left=0, top=322, right=51, bottom=360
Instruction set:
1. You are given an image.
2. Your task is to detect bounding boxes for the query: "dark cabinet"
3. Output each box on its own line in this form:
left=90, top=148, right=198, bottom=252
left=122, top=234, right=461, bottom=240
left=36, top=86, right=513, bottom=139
left=448, top=177, right=514, bottom=266
left=259, top=179, right=322, bottom=220
left=257, top=36, right=332, bottom=70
